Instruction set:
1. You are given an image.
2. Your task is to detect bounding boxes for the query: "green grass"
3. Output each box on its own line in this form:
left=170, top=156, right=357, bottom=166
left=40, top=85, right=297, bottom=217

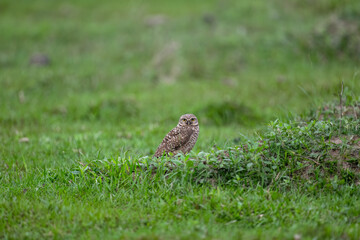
left=1, top=0, right=360, bottom=239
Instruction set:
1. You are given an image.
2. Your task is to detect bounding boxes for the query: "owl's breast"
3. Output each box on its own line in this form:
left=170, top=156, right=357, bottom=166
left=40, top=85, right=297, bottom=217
left=190, top=125, right=199, bottom=140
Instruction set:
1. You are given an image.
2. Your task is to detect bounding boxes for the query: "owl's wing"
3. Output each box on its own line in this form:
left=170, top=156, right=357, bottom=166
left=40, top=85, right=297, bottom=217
left=166, top=127, right=194, bottom=151
left=154, top=127, right=194, bottom=157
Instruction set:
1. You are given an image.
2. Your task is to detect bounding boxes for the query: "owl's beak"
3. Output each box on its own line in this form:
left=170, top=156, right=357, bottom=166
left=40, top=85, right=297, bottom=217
left=186, top=120, right=191, bottom=125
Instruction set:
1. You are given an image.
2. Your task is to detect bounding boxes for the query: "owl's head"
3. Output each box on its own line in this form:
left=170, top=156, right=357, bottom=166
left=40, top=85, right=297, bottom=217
left=178, top=113, right=199, bottom=126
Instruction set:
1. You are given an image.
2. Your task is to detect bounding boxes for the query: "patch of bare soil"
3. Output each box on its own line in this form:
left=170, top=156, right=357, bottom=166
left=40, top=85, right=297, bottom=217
left=327, top=135, right=360, bottom=172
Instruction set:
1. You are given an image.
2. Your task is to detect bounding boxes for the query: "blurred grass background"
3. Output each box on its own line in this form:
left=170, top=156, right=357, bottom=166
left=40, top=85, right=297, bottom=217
left=1, top=0, right=360, bottom=165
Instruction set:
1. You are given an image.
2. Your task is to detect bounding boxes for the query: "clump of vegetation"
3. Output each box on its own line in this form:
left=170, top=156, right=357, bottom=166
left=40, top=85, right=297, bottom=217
left=73, top=101, right=360, bottom=190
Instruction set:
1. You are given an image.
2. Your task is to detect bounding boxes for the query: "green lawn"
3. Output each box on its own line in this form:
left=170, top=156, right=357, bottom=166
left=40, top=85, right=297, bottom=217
left=1, top=0, right=360, bottom=239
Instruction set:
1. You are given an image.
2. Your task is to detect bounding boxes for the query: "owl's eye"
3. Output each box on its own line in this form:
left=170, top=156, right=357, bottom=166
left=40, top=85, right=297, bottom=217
left=182, top=119, right=187, bottom=122
left=191, top=118, right=195, bottom=121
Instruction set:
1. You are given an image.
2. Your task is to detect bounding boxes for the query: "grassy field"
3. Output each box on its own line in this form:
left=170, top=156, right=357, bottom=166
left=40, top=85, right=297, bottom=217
left=1, top=0, right=360, bottom=239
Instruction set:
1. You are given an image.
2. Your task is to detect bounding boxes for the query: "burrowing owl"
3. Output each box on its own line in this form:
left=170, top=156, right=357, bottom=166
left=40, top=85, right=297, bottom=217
left=154, top=114, right=199, bottom=157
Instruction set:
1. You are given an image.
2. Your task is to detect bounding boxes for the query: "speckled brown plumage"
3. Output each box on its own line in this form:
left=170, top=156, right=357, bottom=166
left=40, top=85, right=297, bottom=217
left=154, top=114, right=199, bottom=157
